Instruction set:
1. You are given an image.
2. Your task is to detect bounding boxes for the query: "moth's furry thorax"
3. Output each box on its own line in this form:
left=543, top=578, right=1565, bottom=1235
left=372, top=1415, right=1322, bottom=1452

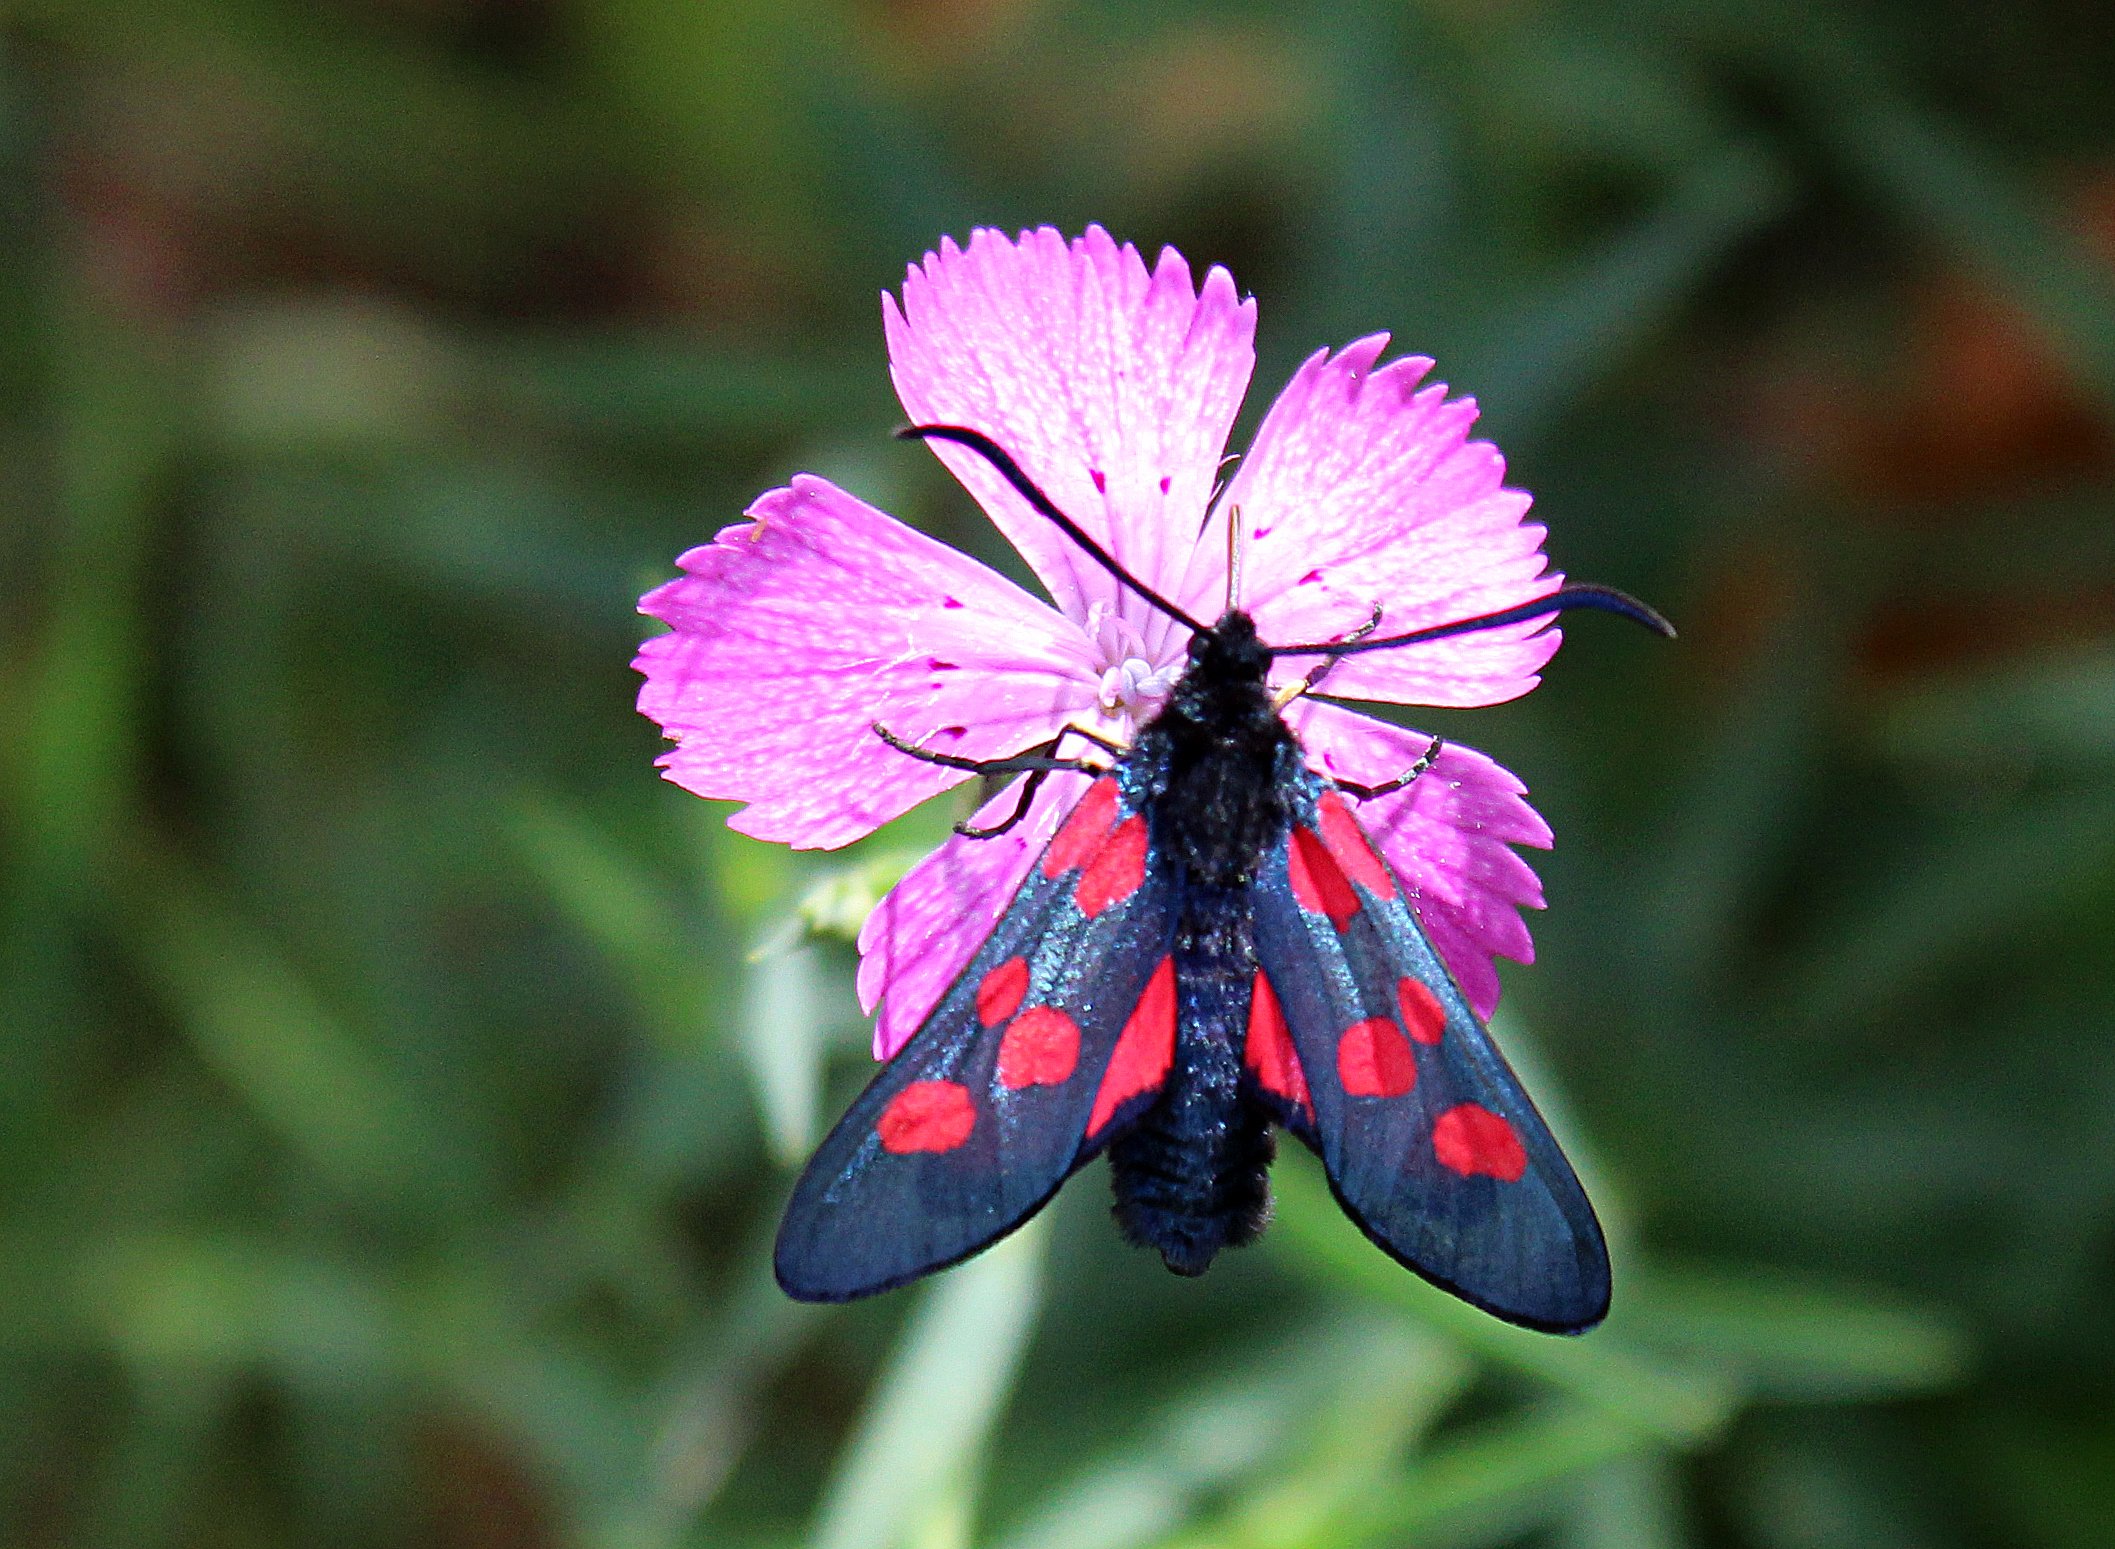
left=1131, top=610, right=1298, bottom=890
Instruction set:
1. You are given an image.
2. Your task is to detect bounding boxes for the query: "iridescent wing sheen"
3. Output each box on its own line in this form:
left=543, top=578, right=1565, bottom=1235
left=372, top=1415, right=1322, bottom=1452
left=1243, top=773, right=1611, bottom=1333
left=775, top=776, right=1182, bottom=1301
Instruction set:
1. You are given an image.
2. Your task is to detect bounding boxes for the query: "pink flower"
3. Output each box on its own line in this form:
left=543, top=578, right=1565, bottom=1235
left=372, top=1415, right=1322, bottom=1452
left=637, top=226, right=1562, bottom=1059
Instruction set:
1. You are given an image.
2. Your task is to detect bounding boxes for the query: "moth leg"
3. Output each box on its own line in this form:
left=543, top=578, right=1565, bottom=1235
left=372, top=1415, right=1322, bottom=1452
left=1055, top=723, right=1128, bottom=758
left=871, top=722, right=1098, bottom=777
left=954, top=768, right=1048, bottom=839
left=1272, top=604, right=1384, bottom=708
left=953, top=722, right=1129, bottom=840
left=1334, top=735, right=1445, bottom=801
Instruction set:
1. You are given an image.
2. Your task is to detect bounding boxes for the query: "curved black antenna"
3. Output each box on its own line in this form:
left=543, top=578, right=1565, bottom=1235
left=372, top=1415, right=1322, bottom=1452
left=1267, top=583, right=1675, bottom=659
left=898, top=424, right=1208, bottom=635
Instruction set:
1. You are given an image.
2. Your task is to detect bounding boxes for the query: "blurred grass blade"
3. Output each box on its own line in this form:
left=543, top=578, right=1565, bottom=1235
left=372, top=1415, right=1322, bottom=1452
left=79, top=1235, right=401, bottom=1391
left=693, top=805, right=844, bottom=1158
left=1473, top=138, right=1794, bottom=434
left=801, top=27, right=991, bottom=284
left=1788, top=45, right=2115, bottom=415
left=508, top=789, right=705, bottom=1045
left=5, top=287, right=164, bottom=889
left=1179, top=1329, right=1475, bottom=1549
left=612, top=1228, right=827, bottom=1543
left=1631, top=576, right=1843, bottom=1005
left=741, top=942, right=826, bottom=1165
left=1729, top=1424, right=1933, bottom=1549
left=1303, top=3, right=1459, bottom=345
left=1888, top=489, right=2115, bottom=595
left=997, top=1323, right=1468, bottom=1549
left=1345, top=1405, right=1651, bottom=1549
left=486, top=332, right=880, bottom=445
left=811, top=1220, right=1048, bottom=1549
left=1269, top=1153, right=1733, bottom=1445
left=0, top=278, right=167, bottom=1165
left=993, top=1388, right=1293, bottom=1549
left=113, top=845, right=454, bottom=1210
left=438, top=1327, right=648, bottom=1523
left=1559, top=1453, right=1686, bottom=1549
left=1876, top=647, right=2115, bottom=771
left=1787, top=787, right=2115, bottom=1028
left=78, top=1373, right=222, bottom=1549
left=1632, top=1265, right=1970, bottom=1402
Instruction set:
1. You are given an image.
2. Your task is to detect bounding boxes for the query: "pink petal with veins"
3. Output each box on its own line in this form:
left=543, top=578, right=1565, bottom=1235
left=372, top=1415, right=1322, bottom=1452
left=887, top=225, right=1254, bottom=663
left=635, top=476, right=1101, bottom=850
left=858, top=773, right=1089, bottom=1059
left=1287, top=699, right=1549, bottom=1020
left=1229, top=337, right=1561, bottom=707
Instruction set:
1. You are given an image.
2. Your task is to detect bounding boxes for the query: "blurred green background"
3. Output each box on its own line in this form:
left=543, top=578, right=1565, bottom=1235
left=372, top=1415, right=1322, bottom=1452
left=5, top=1, right=2115, bottom=1545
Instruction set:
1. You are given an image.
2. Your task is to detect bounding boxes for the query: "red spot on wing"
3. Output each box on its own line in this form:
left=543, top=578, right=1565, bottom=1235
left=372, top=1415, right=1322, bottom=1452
left=1432, top=1104, right=1528, bottom=1181
left=1075, top=815, right=1149, bottom=918
left=1316, top=791, right=1397, bottom=899
left=998, top=1006, right=1081, bottom=1089
left=877, top=1081, right=976, bottom=1154
left=1244, top=970, right=1311, bottom=1117
left=1337, top=1018, right=1417, bottom=1098
left=1088, top=957, right=1177, bottom=1136
left=975, top=957, right=1030, bottom=1026
left=1041, top=779, right=1121, bottom=877
left=1287, top=826, right=1361, bottom=925
left=1396, top=977, right=1447, bottom=1045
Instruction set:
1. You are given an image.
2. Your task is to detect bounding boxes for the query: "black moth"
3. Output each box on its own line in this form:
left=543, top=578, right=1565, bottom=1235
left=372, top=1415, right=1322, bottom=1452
left=774, top=426, right=1670, bottom=1333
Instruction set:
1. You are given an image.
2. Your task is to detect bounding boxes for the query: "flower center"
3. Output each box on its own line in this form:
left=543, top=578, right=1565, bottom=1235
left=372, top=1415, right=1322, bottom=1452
left=1098, top=655, right=1178, bottom=719
left=1084, top=603, right=1180, bottom=732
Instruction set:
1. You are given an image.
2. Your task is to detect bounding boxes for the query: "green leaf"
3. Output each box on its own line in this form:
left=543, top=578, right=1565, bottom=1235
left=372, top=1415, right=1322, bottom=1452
left=113, top=846, right=456, bottom=1211
left=1355, top=1406, right=1655, bottom=1549
left=1791, top=54, right=2115, bottom=416
left=1876, top=647, right=2115, bottom=771
left=1629, top=1265, right=1969, bottom=1402
left=1787, top=786, right=2115, bottom=1027
left=1558, top=1453, right=1687, bottom=1549
left=810, top=1221, right=1048, bottom=1549
left=1471, top=138, right=1796, bottom=436
left=1164, top=1326, right=1473, bottom=1549
left=758, top=850, right=930, bottom=958
left=739, top=943, right=829, bottom=1165
left=1269, top=1153, right=1733, bottom=1446
left=507, top=789, right=706, bottom=1046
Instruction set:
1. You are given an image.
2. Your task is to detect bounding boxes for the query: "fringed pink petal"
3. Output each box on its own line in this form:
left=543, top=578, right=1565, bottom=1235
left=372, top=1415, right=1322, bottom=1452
left=1228, top=338, right=1561, bottom=707
left=1287, top=699, right=1550, bottom=1020
left=635, top=477, right=1101, bottom=850
left=857, top=773, right=1090, bottom=1059
left=886, top=225, right=1254, bottom=663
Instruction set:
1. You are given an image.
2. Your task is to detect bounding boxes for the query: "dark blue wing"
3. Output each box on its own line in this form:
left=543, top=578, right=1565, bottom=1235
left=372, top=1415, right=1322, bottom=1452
left=776, top=776, right=1183, bottom=1301
left=1245, top=773, right=1610, bottom=1333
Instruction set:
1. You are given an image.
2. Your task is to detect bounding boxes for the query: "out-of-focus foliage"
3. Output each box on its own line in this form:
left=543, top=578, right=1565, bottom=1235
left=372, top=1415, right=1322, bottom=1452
left=2, top=1, right=2111, bottom=1545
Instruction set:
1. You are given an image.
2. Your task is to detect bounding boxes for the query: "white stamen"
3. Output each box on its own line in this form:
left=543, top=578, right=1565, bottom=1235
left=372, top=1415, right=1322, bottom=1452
left=1084, top=602, right=1180, bottom=731
left=1098, top=655, right=1178, bottom=721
